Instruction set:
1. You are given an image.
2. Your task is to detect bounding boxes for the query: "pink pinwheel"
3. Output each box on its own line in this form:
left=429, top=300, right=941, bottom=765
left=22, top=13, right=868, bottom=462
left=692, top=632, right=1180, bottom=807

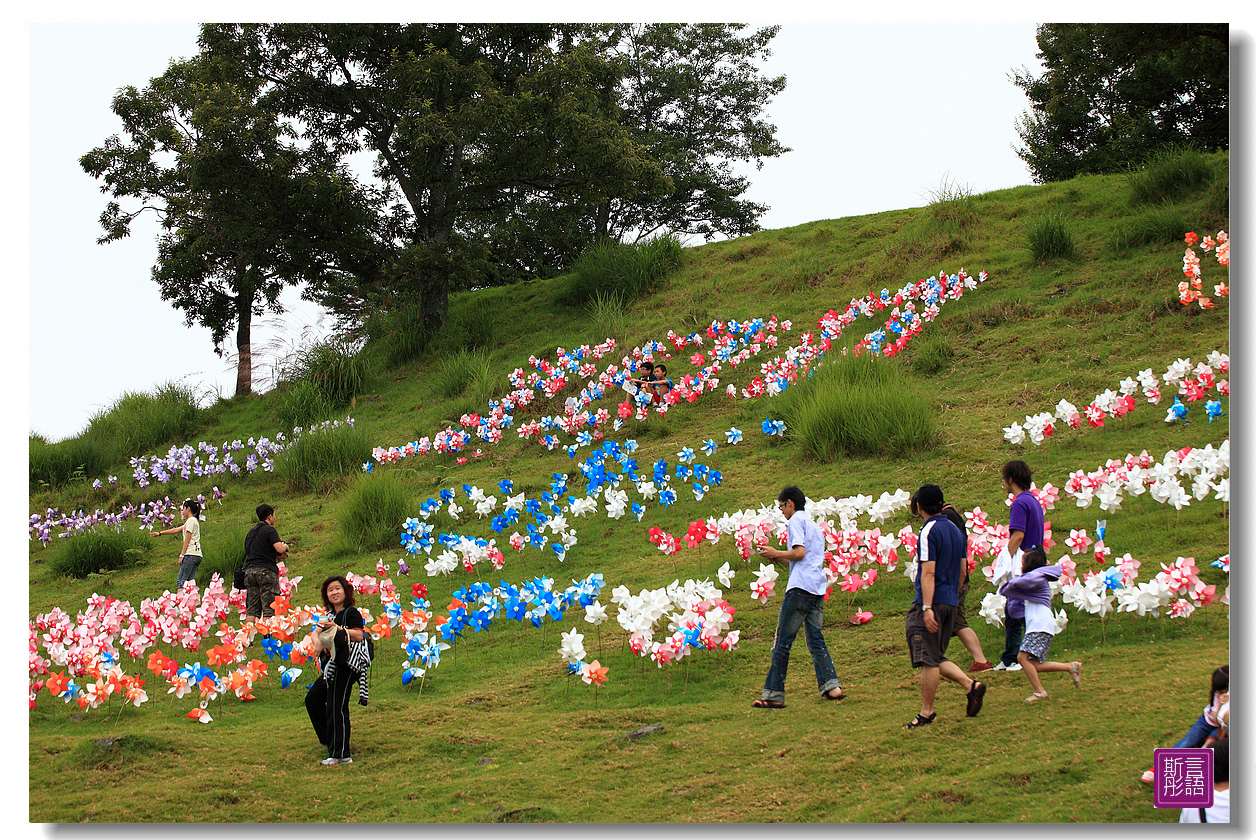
left=1084, top=403, right=1105, bottom=427
left=580, top=660, right=608, bottom=686
left=1065, top=529, right=1092, bottom=554
left=849, top=610, right=872, bottom=625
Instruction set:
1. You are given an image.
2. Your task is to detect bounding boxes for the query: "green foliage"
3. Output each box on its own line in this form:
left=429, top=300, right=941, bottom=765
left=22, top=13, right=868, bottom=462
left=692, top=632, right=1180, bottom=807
left=80, top=51, right=382, bottom=396
left=84, top=380, right=201, bottom=458
left=1012, top=24, right=1228, bottom=183
left=1109, top=207, right=1189, bottom=254
left=51, top=528, right=152, bottom=579
left=430, top=348, right=499, bottom=409
left=29, top=435, right=114, bottom=488
left=197, top=522, right=249, bottom=584
left=925, top=177, right=979, bottom=240
left=273, top=379, right=336, bottom=434
left=911, top=330, right=956, bottom=376
left=444, top=303, right=497, bottom=351
left=587, top=291, right=629, bottom=339
left=334, top=472, right=410, bottom=554
left=203, top=23, right=670, bottom=335
left=561, top=233, right=683, bottom=307
left=363, top=306, right=429, bottom=367
left=32, top=380, right=201, bottom=487
left=1125, top=145, right=1212, bottom=205
left=773, top=353, right=937, bottom=460
left=279, top=337, right=372, bottom=408
left=274, top=421, right=373, bottom=491
left=1026, top=213, right=1078, bottom=261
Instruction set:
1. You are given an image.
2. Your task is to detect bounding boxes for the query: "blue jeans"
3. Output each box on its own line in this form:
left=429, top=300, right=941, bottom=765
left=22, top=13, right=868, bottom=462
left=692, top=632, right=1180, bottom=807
left=176, top=554, right=202, bottom=590
left=1172, top=713, right=1219, bottom=748
left=1000, top=615, right=1026, bottom=666
left=762, top=588, right=842, bottom=702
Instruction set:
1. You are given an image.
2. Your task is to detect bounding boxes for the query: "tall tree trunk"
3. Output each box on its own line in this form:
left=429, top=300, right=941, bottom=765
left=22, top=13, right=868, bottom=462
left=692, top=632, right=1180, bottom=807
left=234, top=280, right=254, bottom=397
left=595, top=200, right=612, bottom=240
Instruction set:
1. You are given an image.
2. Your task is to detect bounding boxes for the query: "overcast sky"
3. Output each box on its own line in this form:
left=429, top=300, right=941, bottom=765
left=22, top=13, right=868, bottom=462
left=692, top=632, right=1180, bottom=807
left=18, top=14, right=1248, bottom=443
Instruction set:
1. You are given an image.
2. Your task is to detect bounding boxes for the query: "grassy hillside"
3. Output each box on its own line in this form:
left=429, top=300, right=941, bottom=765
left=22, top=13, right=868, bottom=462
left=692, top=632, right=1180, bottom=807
left=28, top=153, right=1229, bottom=823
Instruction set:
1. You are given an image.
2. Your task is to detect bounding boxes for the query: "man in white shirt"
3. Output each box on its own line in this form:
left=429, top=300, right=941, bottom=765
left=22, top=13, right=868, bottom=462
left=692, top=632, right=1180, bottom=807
left=751, top=485, right=845, bottom=708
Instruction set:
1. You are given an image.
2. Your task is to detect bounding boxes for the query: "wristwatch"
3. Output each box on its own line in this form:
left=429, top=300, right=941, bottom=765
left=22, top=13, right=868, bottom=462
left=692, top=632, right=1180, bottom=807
left=922, top=605, right=933, bottom=611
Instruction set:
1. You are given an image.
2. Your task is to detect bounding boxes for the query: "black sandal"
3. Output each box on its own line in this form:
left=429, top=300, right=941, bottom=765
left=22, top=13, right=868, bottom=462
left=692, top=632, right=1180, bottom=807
left=751, top=699, right=785, bottom=709
left=822, top=688, right=846, bottom=701
left=966, top=681, right=987, bottom=717
left=904, top=712, right=936, bottom=729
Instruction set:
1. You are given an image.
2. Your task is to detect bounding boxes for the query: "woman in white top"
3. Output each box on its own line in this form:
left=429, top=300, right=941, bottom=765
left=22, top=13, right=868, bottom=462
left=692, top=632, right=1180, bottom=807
left=152, top=498, right=203, bottom=590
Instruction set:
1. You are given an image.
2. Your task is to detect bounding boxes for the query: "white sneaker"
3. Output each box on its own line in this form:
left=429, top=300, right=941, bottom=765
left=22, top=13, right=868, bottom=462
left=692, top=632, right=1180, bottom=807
left=320, top=757, right=353, bottom=766
left=1005, top=663, right=1023, bottom=672
left=992, top=662, right=1008, bottom=671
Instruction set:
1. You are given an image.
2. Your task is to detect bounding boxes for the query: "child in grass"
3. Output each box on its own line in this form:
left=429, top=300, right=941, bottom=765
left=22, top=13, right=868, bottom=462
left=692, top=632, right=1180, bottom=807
left=997, top=547, right=1081, bottom=702
left=1140, top=665, right=1229, bottom=784
left=652, top=364, right=673, bottom=402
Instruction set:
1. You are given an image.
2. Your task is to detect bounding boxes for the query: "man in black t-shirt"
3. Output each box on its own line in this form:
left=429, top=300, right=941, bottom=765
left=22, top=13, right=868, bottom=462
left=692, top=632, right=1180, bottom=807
left=243, top=503, right=289, bottom=623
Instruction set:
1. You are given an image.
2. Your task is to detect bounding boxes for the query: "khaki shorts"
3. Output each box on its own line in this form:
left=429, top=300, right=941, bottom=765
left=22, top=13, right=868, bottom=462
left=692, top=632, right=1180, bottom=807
left=905, top=603, right=956, bottom=669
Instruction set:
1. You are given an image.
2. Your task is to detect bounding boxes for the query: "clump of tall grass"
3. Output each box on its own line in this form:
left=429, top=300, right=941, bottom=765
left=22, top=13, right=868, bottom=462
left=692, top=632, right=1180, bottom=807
left=29, top=434, right=114, bottom=488
left=196, top=522, right=249, bottom=585
left=911, top=330, right=956, bottom=377
left=1126, top=144, right=1212, bottom=204
left=278, top=336, right=372, bottom=408
left=84, top=380, right=201, bottom=458
left=444, top=302, right=497, bottom=350
left=273, top=419, right=372, bottom=491
left=333, top=471, right=410, bottom=554
left=1026, top=213, right=1077, bottom=261
left=1109, top=207, right=1188, bottom=254
left=273, top=379, right=336, bottom=434
left=430, top=348, right=498, bottom=406
left=363, top=306, right=428, bottom=366
left=561, top=232, right=683, bottom=307
left=925, top=177, right=979, bottom=239
left=587, top=291, right=629, bottom=339
left=773, top=352, right=937, bottom=460
left=31, top=380, right=201, bottom=487
left=51, top=528, right=152, bottom=579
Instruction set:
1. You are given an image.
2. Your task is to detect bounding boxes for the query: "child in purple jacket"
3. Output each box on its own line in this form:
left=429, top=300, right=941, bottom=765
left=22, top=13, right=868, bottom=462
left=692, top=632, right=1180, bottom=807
left=998, top=548, right=1082, bottom=703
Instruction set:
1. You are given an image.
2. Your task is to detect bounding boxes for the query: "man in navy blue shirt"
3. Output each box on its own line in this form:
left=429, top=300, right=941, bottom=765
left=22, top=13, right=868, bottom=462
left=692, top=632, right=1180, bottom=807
left=904, top=484, right=986, bottom=728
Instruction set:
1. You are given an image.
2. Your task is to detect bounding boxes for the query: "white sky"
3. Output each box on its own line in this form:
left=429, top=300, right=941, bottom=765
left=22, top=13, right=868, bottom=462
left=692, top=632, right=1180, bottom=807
left=16, top=10, right=1251, bottom=446
left=21, top=20, right=1053, bottom=442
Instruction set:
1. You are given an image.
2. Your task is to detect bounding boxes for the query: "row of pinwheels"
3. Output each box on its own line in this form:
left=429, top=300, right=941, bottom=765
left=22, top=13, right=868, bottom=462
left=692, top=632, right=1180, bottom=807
left=29, top=566, right=304, bottom=717
left=1003, top=351, right=1229, bottom=445
left=1060, top=441, right=1229, bottom=512
left=368, top=269, right=990, bottom=468
left=1178, top=230, right=1229, bottom=308
left=28, top=418, right=356, bottom=543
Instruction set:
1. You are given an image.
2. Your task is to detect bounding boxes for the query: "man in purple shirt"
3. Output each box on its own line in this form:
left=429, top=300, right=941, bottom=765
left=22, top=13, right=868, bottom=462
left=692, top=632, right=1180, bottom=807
left=996, top=460, right=1045, bottom=670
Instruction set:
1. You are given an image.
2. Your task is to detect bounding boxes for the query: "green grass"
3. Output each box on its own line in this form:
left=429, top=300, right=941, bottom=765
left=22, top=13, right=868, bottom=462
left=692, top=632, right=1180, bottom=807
left=1026, top=212, right=1078, bottom=261
left=1125, top=144, right=1213, bottom=205
left=560, top=232, right=684, bottom=307
left=31, top=380, right=202, bottom=487
left=278, top=336, right=372, bottom=408
left=28, top=154, right=1229, bottom=823
left=273, top=420, right=373, bottom=491
left=49, top=527, right=153, bottom=579
left=773, top=351, right=938, bottom=459
left=332, top=471, right=412, bottom=555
